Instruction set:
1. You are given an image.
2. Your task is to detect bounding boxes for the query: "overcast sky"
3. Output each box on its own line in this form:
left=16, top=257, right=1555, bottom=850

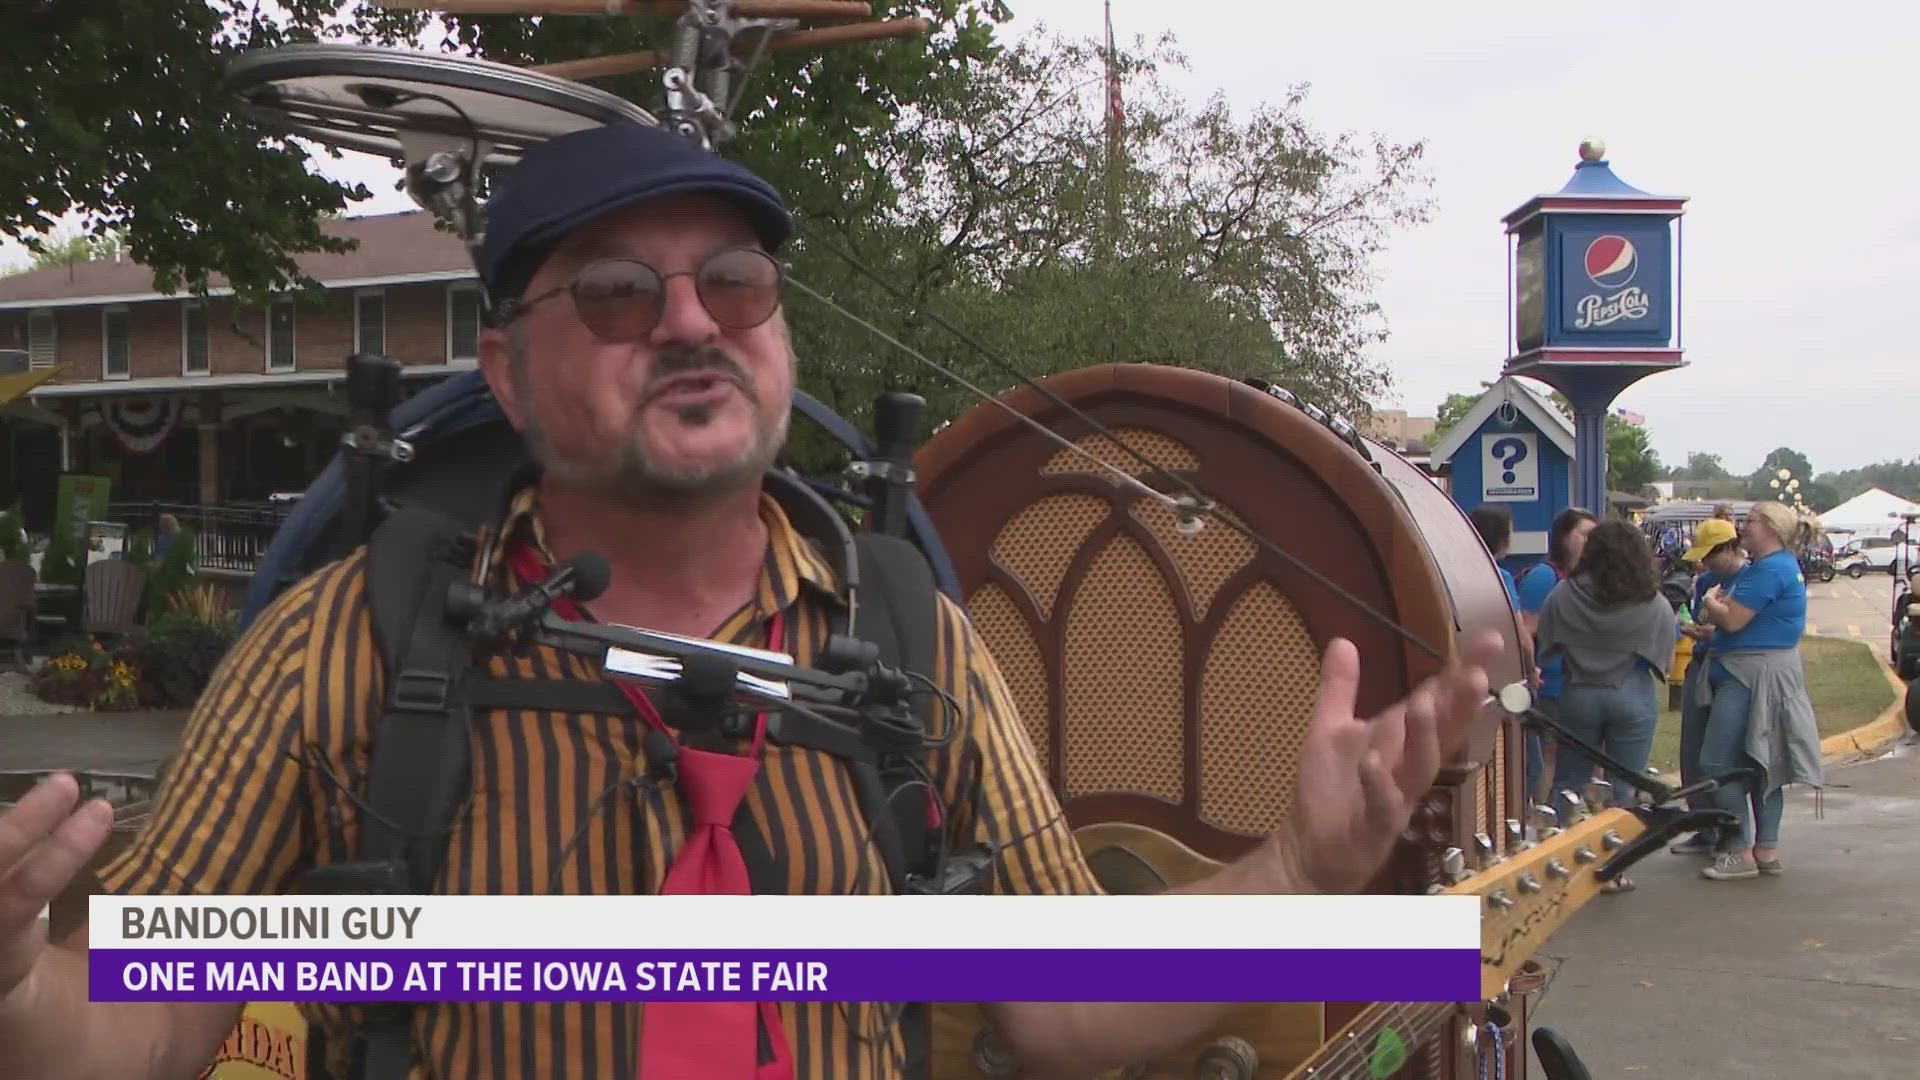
left=11, top=2, right=1916, bottom=477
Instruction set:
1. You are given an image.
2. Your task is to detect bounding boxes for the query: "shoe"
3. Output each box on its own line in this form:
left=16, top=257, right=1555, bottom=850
left=1669, top=833, right=1717, bottom=856
left=1756, top=855, right=1783, bottom=876
left=1701, top=852, right=1759, bottom=880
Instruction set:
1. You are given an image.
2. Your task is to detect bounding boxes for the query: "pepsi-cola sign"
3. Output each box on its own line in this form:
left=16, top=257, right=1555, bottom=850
left=1551, top=218, right=1671, bottom=346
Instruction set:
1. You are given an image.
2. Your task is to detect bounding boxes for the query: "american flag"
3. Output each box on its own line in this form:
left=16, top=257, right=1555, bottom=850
left=1615, top=407, right=1646, bottom=426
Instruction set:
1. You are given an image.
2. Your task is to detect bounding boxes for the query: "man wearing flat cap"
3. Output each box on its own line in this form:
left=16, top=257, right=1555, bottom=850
left=0, top=122, right=1496, bottom=1079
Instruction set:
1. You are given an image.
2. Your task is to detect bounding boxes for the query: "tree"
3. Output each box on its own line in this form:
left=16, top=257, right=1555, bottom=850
left=0, top=0, right=1011, bottom=305
left=1605, top=419, right=1660, bottom=495
left=1669, top=452, right=1729, bottom=481
left=1430, top=386, right=1488, bottom=444
left=1815, top=458, right=1920, bottom=504
left=3, top=5, right=1430, bottom=458
left=1745, top=446, right=1814, bottom=501
left=775, top=30, right=1433, bottom=435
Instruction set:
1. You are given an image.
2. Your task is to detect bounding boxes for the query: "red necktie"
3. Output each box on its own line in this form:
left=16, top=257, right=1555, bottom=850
left=506, top=543, right=794, bottom=1080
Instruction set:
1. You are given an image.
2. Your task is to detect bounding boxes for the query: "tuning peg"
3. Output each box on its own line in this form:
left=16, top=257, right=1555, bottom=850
left=1505, top=819, right=1526, bottom=851
left=1472, top=832, right=1496, bottom=869
left=1602, top=830, right=1626, bottom=851
left=1557, top=789, right=1587, bottom=824
left=1514, top=872, right=1541, bottom=895
left=1583, top=779, right=1614, bottom=812
left=1530, top=803, right=1561, bottom=838
left=1486, top=890, right=1514, bottom=910
left=1442, top=847, right=1468, bottom=883
left=1573, top=845, right=1597, bottom=865
left=1544, top=858, right=1570, bottom=880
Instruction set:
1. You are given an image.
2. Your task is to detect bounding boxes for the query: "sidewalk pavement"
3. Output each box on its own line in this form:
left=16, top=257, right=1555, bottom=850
left=0, top=710, right=189, bottom=777
left=1528, top=734, right=1920, bottom=1079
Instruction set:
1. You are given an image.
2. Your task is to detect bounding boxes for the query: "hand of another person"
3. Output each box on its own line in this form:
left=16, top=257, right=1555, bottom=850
left=0, top=775, right=114, bottom=1007
left=1269, top=633, right=1499, bottom=895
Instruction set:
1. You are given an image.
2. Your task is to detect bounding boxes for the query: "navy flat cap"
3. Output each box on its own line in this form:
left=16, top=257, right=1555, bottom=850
left=478, top=122, right=794, bottom=305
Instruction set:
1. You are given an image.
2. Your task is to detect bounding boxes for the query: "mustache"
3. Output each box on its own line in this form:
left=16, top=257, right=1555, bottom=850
left=641, top=344, right=753, bottom=400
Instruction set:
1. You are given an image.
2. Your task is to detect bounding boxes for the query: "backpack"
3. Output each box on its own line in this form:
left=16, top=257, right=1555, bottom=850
left=247, top=358, right=978, bottom=1080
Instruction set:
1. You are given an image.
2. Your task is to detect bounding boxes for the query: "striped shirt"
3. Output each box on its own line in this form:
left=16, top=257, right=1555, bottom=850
left=98, top=483, right=1099, bottom=1078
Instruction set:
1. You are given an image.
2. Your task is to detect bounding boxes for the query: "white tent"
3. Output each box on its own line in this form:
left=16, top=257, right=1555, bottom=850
left=1819, top=487, right=1920, bottom=538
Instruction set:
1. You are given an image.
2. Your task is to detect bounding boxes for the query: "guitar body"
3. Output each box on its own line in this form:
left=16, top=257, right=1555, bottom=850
left=931, top=823, right=1325, bottom=1079
left=914, top=365, right=1538, bottom=1080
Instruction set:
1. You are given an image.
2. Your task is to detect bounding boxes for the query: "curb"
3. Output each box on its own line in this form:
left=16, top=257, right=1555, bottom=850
left=1819, top=661, right=1913, bottom=765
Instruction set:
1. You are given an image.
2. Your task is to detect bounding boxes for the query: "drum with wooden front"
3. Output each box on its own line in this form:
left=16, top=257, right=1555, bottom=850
left=913, top=364, right=1535, bottom=1079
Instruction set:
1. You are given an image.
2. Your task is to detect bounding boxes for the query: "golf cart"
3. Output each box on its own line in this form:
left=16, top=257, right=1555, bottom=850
left=1891, top=516, right=1920, bottom=680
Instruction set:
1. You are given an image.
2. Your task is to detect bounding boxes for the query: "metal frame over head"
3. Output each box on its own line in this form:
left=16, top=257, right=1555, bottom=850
left=221, top=1, right=925, bottom=271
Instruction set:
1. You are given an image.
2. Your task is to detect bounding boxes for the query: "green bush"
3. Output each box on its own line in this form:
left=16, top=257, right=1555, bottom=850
left=127, top=585, right=239, bottom=708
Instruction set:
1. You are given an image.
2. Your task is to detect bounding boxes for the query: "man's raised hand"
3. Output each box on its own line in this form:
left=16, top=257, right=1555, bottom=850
left=1269, top=633, right=1499, bottom=895
left=0, top=774, right=113, bottom=1004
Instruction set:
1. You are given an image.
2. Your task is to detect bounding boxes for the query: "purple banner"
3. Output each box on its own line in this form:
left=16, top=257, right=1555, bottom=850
left=89, top=949, right=1479, bottom=1003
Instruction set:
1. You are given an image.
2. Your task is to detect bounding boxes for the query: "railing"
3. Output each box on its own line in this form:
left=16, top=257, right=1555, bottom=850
left=108, top=501, right=292, bottom=574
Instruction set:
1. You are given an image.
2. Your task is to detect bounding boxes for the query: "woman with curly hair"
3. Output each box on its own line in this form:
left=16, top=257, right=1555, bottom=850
left=1534, top=520, right=1679, bottom=891
left=1692, top=501, right=1825, bottom=881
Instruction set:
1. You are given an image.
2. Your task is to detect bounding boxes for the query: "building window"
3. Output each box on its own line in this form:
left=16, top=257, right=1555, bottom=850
left=355, top=289, right=385, bottom=355
left=181, top=301, right=209, bottom=375
left=267, top=299, right=296, bottom=372
left=27, top=309, right=56, bottom=370
left=102, top=307, right=129, bottom=380
left=447, top=284, right=482, bottom=361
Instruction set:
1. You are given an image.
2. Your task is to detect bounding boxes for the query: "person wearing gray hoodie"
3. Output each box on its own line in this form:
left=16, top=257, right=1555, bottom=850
left=1535, top=521, right=1678, bottom=891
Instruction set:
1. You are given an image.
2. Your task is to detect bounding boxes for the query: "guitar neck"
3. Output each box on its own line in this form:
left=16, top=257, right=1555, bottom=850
left=1281, top=999, right=1456, bottom=1079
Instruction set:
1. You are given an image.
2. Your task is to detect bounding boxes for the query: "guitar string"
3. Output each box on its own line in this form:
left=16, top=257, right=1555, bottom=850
left=1302, top=999, right=1460, bottom=1079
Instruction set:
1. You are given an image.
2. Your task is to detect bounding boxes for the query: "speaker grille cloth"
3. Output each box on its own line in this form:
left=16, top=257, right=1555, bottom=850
left=1043, top=427, right=1199, bottom=477
left=966, top=581, right=1053, bottom=761
left=1062, top=534, right=1185, bottom=801
left=991, top=493, right=1110, bottom=618
left=1199, top=581, right=1320, bottom=833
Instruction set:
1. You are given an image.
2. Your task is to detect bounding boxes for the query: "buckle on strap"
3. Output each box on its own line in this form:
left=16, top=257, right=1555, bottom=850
left=389, top=669, right=453, bottom=712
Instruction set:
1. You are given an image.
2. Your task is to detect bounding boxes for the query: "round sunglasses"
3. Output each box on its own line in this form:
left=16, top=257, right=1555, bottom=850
left=494, top=247, right=783, bottom=339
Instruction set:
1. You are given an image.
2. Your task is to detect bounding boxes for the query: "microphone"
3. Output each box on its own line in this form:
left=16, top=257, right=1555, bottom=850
left=457, top=551, right=612, bottom=639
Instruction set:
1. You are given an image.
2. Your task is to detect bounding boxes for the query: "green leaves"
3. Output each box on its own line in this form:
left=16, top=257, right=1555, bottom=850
left=3, top=2, right=1428, bottom=447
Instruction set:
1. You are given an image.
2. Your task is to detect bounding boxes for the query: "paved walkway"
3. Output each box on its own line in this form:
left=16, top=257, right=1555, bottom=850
left=1529, top=734, right=1920, bottom=1078
left=0, top=710, right=189, bottom=777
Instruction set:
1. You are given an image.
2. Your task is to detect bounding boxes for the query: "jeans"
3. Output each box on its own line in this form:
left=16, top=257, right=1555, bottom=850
left=1524, top=695, right=1558, bottom=804
left=1549, top=675, right=1659, bottom=820
left=1676, top=665, right=1723, bottom=843
left=1698, top=674, right=1784, bottom=851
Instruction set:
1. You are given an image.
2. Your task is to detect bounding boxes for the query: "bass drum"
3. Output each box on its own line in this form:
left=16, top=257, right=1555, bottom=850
left=915, top=365, right=1531, bottom=1079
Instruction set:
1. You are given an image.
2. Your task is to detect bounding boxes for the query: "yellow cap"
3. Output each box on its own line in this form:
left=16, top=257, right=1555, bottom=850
left=1683, top=518, right=1739, bottom=562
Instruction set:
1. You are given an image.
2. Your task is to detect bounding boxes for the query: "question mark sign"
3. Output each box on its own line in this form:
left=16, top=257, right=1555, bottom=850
left=1491, top=437, right=1529, bottom=484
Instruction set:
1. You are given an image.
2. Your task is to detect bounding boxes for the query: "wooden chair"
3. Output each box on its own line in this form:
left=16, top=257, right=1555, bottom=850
left=82, top=559, right=148, bottom=640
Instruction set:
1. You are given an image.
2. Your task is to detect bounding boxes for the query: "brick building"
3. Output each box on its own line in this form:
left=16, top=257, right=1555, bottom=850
left=0, top=212, right=479, bottom=533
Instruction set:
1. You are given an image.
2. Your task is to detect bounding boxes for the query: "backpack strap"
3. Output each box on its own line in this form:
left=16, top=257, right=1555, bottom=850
left=298, top=505, right=481, bottom=1080
left=844, top=531, right=947, bottom=1080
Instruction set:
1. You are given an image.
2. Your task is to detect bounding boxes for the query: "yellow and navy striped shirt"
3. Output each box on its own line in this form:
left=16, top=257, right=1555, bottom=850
left=98, top=483, right=1100, bottom=1078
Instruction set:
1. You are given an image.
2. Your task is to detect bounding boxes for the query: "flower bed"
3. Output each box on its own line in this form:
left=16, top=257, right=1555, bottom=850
left=29, top=583, right=239, bottom=712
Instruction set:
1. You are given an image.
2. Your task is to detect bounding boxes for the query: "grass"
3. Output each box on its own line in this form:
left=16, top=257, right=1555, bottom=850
left=1641, top=635, right=1896, bottom=774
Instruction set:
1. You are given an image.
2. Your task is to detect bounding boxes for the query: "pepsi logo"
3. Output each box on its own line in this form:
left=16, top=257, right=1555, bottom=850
left=1583, top=234, right=1637, bottom=289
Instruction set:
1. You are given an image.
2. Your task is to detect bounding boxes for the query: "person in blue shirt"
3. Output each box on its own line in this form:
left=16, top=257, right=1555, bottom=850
left=1515, top=508, right=1597, bottom=803
left=1694, top=501, right=1824, bottom=881
left=1468, top=504, right=1537, bottom=709
left=1667, top=517, right=1745, bottom=856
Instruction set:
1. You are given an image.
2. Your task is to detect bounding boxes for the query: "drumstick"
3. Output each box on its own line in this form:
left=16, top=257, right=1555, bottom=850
left=529, top=17, right=928, bottom=80
left=372, top=0, right=872, bottom=18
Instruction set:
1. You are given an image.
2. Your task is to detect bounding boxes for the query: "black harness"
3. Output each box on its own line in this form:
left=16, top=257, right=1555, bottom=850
left=294, top=469, right=986, bottom=1080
